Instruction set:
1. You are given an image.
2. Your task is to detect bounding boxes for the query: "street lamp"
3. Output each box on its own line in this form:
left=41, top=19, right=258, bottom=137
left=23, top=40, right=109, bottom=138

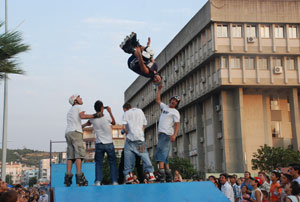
left=1, top=0, right=9, bottom=182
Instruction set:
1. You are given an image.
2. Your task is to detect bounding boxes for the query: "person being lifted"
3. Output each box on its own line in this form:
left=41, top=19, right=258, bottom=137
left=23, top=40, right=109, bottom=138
left=120, top=32, right=161, bottom=84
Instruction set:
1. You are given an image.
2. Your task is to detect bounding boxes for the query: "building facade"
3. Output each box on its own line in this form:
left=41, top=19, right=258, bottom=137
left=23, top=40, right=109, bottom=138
left=124, top=0, right=300, bottom=174
left=83, top=125, right=125, bottom=159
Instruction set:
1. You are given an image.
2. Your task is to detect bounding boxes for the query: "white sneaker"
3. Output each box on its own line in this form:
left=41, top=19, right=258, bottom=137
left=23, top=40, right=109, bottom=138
left=112, top=182, right=119, bottom=185
left=94, top=181, right=101, bottom=186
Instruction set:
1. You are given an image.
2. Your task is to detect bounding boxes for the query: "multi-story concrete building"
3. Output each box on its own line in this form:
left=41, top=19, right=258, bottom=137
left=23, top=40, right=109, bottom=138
left=0, top=162, right=23, bottom=184
left=124, top=0, right=300, bottom=174
left=39, top=159, right=50, bottom=182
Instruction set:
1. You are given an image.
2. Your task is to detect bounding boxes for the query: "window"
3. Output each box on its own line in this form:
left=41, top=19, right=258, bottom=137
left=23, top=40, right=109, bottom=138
left=259, top=57, right=269, bottom=70
left=207, top=27, right=212, bottom=41
left=245, top=57, right=255, bottom=69
left=275, top=26, right=284, bottom=38
left=286, top=57, right=295, bottom=70
left=288, top=26, right=297, bottom=38
left=112, top=130, right=119, bottom=138
left=201, top=32, right=206, bottom=45
left=231, top=57, right=241, bottom=69
left=217, top=24, right=228, bottom=37
left=232, top=25, right=242, bottom=37
left=273, top=57, right=282, bottom=66
left=220, top=56, right=228, bottom=69
left=246, top=25, right=256, bottom=37
left=260, top=25, right=270, bottom=38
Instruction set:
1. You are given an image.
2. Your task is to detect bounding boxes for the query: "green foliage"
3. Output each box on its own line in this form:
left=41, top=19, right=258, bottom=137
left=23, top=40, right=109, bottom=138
left=29, top=177, right=37, bottom=187
left=101, top=155, right=120, bottom=185
left=252, top=144, right=300, bottom=172
left=0, top=148, right=48, bottom=167
left=0, top=22, right=30, bottom=76
left=169, top=157, right=197, bottom=179
left=5, top=175, right=12, bottom=184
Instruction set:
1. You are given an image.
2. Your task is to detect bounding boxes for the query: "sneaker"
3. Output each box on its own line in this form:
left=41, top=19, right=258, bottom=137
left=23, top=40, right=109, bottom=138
left=94, top=181, right=101, bottom=186
left=125, top=172, right=134, bottom=184
left=146, top=172, right=156, bottom=181
left=112, top=182, right=119, bottom=185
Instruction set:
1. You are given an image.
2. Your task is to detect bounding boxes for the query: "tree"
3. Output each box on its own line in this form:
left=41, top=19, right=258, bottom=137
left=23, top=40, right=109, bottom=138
left=0, top=22, right=30, bottom=77
left=251, top=144, right=300, bottom=172
left=29, top=177, right=37, bottom=187
left=169, top=157, right=197, bottom=179
left=5, top=174, right=12, bottom=184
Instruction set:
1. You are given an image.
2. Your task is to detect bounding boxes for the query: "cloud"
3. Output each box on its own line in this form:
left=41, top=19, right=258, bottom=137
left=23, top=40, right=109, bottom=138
left=82, top=17, right=146, bottom=27
left=161, top=8, right=193, bottom=15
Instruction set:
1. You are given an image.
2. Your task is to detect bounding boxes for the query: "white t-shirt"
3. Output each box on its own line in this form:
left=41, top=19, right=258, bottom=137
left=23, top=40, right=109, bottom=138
left=221, top=181, right=234, bottom=202
left=89, top=115, right=113, bottom=144
left=65, top=105, right=83, bottom=134
left=294, top=176, right=300, bottom=185
left=122, top=108, right=147, bottom=141
left=158, top=103, right=180, bottom=136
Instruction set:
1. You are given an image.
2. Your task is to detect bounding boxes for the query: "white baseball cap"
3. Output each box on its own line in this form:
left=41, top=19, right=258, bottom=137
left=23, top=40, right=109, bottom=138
left=69, top=94, right=79, bottom=105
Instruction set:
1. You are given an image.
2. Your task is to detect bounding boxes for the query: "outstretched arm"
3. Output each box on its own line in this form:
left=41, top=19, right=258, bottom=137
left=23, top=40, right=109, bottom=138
left=80, top=111, right=101, bottom=119
left=106, top=106, right=116, bottom=125
left=156, top=84, right=162, bottom=105
left=147, top=37, right=151, bottom=47
left=134, top=46, right=150, bottom=75
left=82, top=120, right=91, bottom=129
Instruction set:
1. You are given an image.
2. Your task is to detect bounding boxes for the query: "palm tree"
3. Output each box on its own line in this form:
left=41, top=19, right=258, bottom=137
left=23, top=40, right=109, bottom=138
left=0, top=22, right=30, bottom=77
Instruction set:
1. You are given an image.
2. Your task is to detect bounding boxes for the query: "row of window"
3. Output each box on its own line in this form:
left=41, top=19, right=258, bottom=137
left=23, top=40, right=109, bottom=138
left=217, top=24, right=298, bottom=39
left=220, top=56, right=297, bottom=70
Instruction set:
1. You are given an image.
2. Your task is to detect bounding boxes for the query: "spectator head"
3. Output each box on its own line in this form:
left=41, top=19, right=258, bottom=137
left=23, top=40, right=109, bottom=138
left=0, top=181, right=7, bottom=192
left=94, top=100, right=104, bottom=112
left=261, top=190, right=268, bottom=200
left=250, top=177, right=262, bottom=187
left=122, top=103, right=132, bottom=112
left=271, top=171, right=281, bottom=182
left=229, top=174, right=237, bottom=184
left=69, top=94, right=82, bottom=106
left=244, top=171, right=251, bottom=180
left=219, top=173, right=229, bottom=185
left=291, top=181, right=300, bottom=196
left=289, top=163, right=300, bottom=178
left=0, top=190, right=18, bottom=202
left=258, top=171, right=267, bottom=183
left=208, top=175, right=217, bottom=184
left=241, top=185, right=248, bottom=193
left=280, top=173, right=293, bottom=185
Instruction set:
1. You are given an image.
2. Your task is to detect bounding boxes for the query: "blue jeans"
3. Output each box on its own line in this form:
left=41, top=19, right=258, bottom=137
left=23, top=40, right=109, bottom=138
left=94, top=143, right=118, bottom=183
left=155, top=133, right=171, bottom=164
left=123, top=139, right=154, bottom=175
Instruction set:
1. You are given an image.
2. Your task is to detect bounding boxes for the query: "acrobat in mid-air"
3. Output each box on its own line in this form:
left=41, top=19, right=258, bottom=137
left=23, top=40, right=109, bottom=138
left=120, top=32, right=162, bottom=84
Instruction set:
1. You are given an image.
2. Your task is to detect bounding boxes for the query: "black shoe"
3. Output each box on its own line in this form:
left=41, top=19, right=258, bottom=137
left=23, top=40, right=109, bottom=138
left=76, top=172, right=88, bottom=186
left=165, top=169, right=173, bottom=183
left=64, top=173, right=73, bottom=187
left=157, top=169, right=166, bottom=183
left=120, top=32, right=140, bottom=54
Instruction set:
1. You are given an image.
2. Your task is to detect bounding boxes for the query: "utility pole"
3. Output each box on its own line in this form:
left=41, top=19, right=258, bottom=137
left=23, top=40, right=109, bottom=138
left=1, top=0, right=9, bottom=181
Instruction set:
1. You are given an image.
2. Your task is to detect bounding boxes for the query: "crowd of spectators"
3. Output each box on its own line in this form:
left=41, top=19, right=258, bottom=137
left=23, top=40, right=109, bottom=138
left=211, top=163, right=300, bottom=202
left=0, top=180, right=48, bottom=202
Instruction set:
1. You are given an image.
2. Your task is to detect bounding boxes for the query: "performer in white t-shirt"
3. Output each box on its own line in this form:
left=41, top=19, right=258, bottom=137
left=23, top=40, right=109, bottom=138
left=85, top=100, right=118, bottom=186
left=122, top=103, right=156, bottom=184
left=155, top=84, right=180, bottom=182
left=64, top=94, right=102, bottom=187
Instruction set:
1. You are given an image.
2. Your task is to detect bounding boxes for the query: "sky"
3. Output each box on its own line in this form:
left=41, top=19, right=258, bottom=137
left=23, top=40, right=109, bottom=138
left=0, top=0, right=208, bottom=152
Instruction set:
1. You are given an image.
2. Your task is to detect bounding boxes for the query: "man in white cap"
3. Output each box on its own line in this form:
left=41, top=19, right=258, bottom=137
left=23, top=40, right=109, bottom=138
left=64, top=94, right=101, bottom=187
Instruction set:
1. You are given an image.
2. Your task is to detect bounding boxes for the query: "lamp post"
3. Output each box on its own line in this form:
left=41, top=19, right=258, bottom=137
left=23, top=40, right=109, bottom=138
left=1, top=0, right=9, bottom=181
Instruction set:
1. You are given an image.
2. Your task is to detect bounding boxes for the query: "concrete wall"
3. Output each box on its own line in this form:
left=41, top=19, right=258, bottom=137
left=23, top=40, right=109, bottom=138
left=210, top=0, right=300, bottom=23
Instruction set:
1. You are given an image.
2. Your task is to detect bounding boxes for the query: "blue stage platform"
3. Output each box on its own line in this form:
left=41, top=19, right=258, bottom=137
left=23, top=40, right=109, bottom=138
left=51, top=163, right=95, bottom=187
left=54, top=181, right=229, bottom=202
left=51, top=163, right=229, bottom=202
